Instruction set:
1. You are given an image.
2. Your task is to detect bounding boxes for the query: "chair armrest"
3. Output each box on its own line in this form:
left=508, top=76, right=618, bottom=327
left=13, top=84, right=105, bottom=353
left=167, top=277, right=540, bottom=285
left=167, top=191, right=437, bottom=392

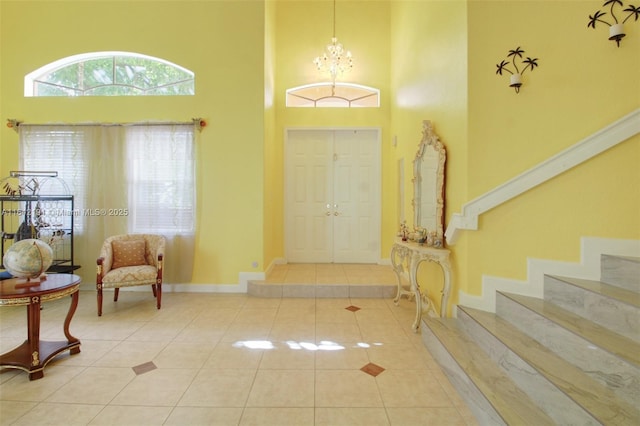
left=96, top=257, right=105, bottom=284
left=156, top=253, right=164, bottom=283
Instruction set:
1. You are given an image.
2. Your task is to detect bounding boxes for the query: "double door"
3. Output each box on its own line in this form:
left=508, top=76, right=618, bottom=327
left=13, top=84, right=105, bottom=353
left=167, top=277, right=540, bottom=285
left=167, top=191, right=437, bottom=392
left=285, top=129, right=381, bottom=263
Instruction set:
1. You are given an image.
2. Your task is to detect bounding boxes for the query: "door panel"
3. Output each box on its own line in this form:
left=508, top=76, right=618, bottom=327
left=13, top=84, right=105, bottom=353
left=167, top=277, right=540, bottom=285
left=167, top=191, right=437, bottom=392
left=285, top=129, right=380, bottom=263
left=286, top=131, right=333, bottom=262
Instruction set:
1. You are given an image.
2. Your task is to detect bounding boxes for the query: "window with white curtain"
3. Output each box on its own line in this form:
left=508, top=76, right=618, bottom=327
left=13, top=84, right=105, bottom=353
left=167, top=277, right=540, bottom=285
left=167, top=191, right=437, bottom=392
left=20, top=127, right=90, bottom=230
left=126, top=125, right=196, bottom=234
left=20, top=124, right=195, bottom=234
left=19, top=123, right=197, bottom=283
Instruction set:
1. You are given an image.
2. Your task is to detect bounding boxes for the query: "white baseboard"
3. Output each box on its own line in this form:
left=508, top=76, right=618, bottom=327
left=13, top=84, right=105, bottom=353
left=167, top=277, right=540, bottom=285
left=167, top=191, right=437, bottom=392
left=265, top=257, right=287, bottom=277
left=457, top=237, right=640, bottom=314
left=95, top=270, right=267, bottom=294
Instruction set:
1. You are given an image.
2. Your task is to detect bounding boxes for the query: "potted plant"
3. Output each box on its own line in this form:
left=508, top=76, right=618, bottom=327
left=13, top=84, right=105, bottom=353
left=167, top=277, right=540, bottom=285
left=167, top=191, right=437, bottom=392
left=495, top=47, right=539, bottom=94
left=588, top=0, right=640, bottom=47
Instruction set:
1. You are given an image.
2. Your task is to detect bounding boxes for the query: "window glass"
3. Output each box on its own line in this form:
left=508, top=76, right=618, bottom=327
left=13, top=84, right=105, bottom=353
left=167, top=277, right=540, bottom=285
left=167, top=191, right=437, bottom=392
left=25, top=52, right=194, bottom=97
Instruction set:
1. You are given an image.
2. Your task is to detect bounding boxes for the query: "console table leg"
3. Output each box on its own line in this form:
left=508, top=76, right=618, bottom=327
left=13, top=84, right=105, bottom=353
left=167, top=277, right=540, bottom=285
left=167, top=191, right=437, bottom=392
left=412, top=287, right=422, bottom=332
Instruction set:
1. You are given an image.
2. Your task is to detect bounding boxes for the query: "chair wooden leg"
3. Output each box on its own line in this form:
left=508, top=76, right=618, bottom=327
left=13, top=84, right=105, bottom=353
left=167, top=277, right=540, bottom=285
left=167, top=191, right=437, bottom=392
left=113, top=288, right=119, bottom=302
left=151, top=284, right=157, bottom=298
left=156, top=282, right=162, bottom=310
left=97, top=286, right=103, bottom=316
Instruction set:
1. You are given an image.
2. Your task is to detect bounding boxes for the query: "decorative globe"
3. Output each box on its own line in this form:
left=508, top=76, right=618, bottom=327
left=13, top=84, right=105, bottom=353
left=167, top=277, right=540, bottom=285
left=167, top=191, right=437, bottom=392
left=2, top=239, right=53, bottom=279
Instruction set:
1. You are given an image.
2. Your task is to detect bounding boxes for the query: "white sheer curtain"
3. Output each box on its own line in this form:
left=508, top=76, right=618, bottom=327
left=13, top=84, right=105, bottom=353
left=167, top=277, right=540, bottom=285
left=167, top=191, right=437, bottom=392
left=125, top=125, right=196, bottom=283
left=19, top=123, right=196, bottom=284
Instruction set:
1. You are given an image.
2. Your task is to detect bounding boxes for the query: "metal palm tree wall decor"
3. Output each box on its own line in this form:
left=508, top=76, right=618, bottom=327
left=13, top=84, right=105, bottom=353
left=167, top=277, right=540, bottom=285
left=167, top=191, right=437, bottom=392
left=588, top=0, right=640, bottom=47
left=495, top=47, right=539, bottom=94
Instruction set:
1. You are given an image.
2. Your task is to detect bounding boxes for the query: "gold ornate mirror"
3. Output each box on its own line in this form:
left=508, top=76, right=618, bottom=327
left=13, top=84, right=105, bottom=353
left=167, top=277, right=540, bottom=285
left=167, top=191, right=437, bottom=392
left=412, top=120, right=446, bottom=247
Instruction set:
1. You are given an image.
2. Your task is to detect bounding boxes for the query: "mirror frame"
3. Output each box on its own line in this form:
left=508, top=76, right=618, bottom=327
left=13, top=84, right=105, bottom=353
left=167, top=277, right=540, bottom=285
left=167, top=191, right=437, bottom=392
left=412, top=120, right=446, bottom=246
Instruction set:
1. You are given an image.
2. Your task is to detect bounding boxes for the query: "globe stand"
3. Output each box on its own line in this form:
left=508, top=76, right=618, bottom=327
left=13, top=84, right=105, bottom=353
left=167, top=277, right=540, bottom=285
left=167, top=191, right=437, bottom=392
left=14, top=274, right=47, bottom=288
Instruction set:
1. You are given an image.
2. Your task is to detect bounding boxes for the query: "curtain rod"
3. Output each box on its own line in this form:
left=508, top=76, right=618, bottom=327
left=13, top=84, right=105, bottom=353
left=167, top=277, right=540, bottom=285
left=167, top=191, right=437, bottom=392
left=6, top=118, right=206, bottom=133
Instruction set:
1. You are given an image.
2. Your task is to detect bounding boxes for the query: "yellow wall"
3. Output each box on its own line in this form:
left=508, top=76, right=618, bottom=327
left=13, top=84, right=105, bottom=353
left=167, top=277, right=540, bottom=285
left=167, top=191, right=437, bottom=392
left=390, top=0, right=468, bottom=313
left=264, top=0, right=278, bottom=269
left=464, top=0, right=640, bottom=295
left=1, top=0, right=637, bottom=300
left=0, top=0, right=266, bottom=285
left=268, top=0, right=392, bottom=266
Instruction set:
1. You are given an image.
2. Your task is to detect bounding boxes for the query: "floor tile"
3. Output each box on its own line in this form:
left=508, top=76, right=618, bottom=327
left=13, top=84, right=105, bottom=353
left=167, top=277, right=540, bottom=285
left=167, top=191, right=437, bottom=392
left=246, top=370, right=315, bottom=407
left=315, top=370, right=384, bottom=407
left=0, top=285, right=476, bottom=425
left=315, top=407, right=390, bottom=426
left=240, top=407, right=315, bottom=425
left=92, top=340, right=167, bottom=368
left=376, top=369, right=454, bottom=408
left=203, top=343, right=265, bottom=369
left=87, top=405, right=173, bottom=425
left=153, top=340, right=216, bottom=369
left=0, top=365, right=85, bottom=402
left=259, top=346, right=316, bottom=369
left=164, top=407, right=243, bottom=426
left=315, top=344, right=370, bottom=370
left=361, top=362, right=385, bottom=377
left=45, top=367, right=135, bottom=405
left=10, top=402, right=104, bottom=426
left=178, top=369, right=256, bottom=407
left=385, top=407, right=468, bottom=425
left=0, top=400, right=38, bottom=425
left=110, top=368, right=198, bottom=406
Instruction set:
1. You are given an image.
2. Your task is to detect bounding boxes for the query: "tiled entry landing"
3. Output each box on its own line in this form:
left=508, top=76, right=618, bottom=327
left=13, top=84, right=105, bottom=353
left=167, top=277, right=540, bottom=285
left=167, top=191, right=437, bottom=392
left=248, top=263, right=398, bottom=298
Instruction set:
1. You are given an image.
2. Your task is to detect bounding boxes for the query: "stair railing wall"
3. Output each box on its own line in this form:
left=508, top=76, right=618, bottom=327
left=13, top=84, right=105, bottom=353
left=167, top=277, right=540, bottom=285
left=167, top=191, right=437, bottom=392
left=445, top=109, right=640, bottom=245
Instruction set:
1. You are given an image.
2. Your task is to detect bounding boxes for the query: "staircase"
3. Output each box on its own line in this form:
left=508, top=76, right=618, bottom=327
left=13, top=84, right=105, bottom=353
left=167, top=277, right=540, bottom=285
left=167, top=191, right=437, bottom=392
left=422, top=254, right=640, bottom=425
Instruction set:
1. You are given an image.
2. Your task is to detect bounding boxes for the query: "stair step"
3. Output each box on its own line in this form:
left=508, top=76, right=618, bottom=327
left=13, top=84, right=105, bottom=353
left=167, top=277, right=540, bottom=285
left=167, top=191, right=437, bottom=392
left=422, top=317, right=555, bottom=425
left=459, top=305, right=640, bottom=425
left=502, top=291, right=639, bottom=367
left=601, top=254, right=640, bottom=292
left=545, top=275, right=639, bottom=341
left=497, top=291, right=640, bottom=408
left=548, top=275, right=640, bottom=308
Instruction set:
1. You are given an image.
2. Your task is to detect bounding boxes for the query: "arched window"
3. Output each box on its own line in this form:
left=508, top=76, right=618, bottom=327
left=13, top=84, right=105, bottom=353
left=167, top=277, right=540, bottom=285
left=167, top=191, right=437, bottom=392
left=286, top=82, right=379, bottom=108
left=25, top=52, right=194, bottom=97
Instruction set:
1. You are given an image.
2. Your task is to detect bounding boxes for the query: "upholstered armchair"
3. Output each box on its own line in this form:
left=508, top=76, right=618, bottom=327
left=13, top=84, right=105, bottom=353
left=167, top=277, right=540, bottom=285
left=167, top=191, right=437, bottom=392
left=96, top=234, right=165, bottom=316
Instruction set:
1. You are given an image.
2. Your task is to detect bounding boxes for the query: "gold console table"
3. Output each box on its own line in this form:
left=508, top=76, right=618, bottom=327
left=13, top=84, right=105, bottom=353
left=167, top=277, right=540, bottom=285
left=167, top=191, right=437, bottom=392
left=391, top=239, right=452, bottom=331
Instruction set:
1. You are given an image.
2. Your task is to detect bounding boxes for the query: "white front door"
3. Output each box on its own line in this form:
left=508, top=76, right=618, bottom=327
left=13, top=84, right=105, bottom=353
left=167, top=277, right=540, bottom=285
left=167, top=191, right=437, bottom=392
left=285, top=129, right=381, bottom=263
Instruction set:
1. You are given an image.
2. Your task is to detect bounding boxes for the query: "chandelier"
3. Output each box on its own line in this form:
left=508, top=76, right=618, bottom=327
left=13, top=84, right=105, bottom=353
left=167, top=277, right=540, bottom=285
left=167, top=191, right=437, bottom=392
left=313, top=0, right=353, bottom=84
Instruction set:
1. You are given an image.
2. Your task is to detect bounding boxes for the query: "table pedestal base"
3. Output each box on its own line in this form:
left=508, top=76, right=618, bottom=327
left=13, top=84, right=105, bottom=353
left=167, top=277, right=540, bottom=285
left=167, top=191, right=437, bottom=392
left=0, top=339, right=81, bottom=380
left=0, top=278, right=81, bottom=381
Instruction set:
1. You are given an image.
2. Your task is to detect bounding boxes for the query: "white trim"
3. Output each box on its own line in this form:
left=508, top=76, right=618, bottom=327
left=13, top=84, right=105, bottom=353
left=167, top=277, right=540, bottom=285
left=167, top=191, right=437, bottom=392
left=265, top=257, right=287, bottom=277
left=457, top=237, right=640, bottom=313
left=286, top=82, right=380, bottom=108
left=446, top=109, right=640, bottom=245
left=95, top=270, right=266, bottom=294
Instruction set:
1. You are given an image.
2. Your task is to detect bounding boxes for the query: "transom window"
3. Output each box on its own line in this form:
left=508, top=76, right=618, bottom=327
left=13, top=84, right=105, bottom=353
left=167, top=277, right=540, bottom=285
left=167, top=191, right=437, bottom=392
left=24, top=51, right=194, bottom=97
left=286, top=82, right=380, bottom=108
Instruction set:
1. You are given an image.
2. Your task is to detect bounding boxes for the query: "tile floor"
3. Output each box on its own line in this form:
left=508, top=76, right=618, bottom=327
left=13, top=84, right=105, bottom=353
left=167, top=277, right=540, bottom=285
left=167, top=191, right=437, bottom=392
left=0, top=279, right=477, bottom=425
left=263, top=263, right=398, bottom=285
